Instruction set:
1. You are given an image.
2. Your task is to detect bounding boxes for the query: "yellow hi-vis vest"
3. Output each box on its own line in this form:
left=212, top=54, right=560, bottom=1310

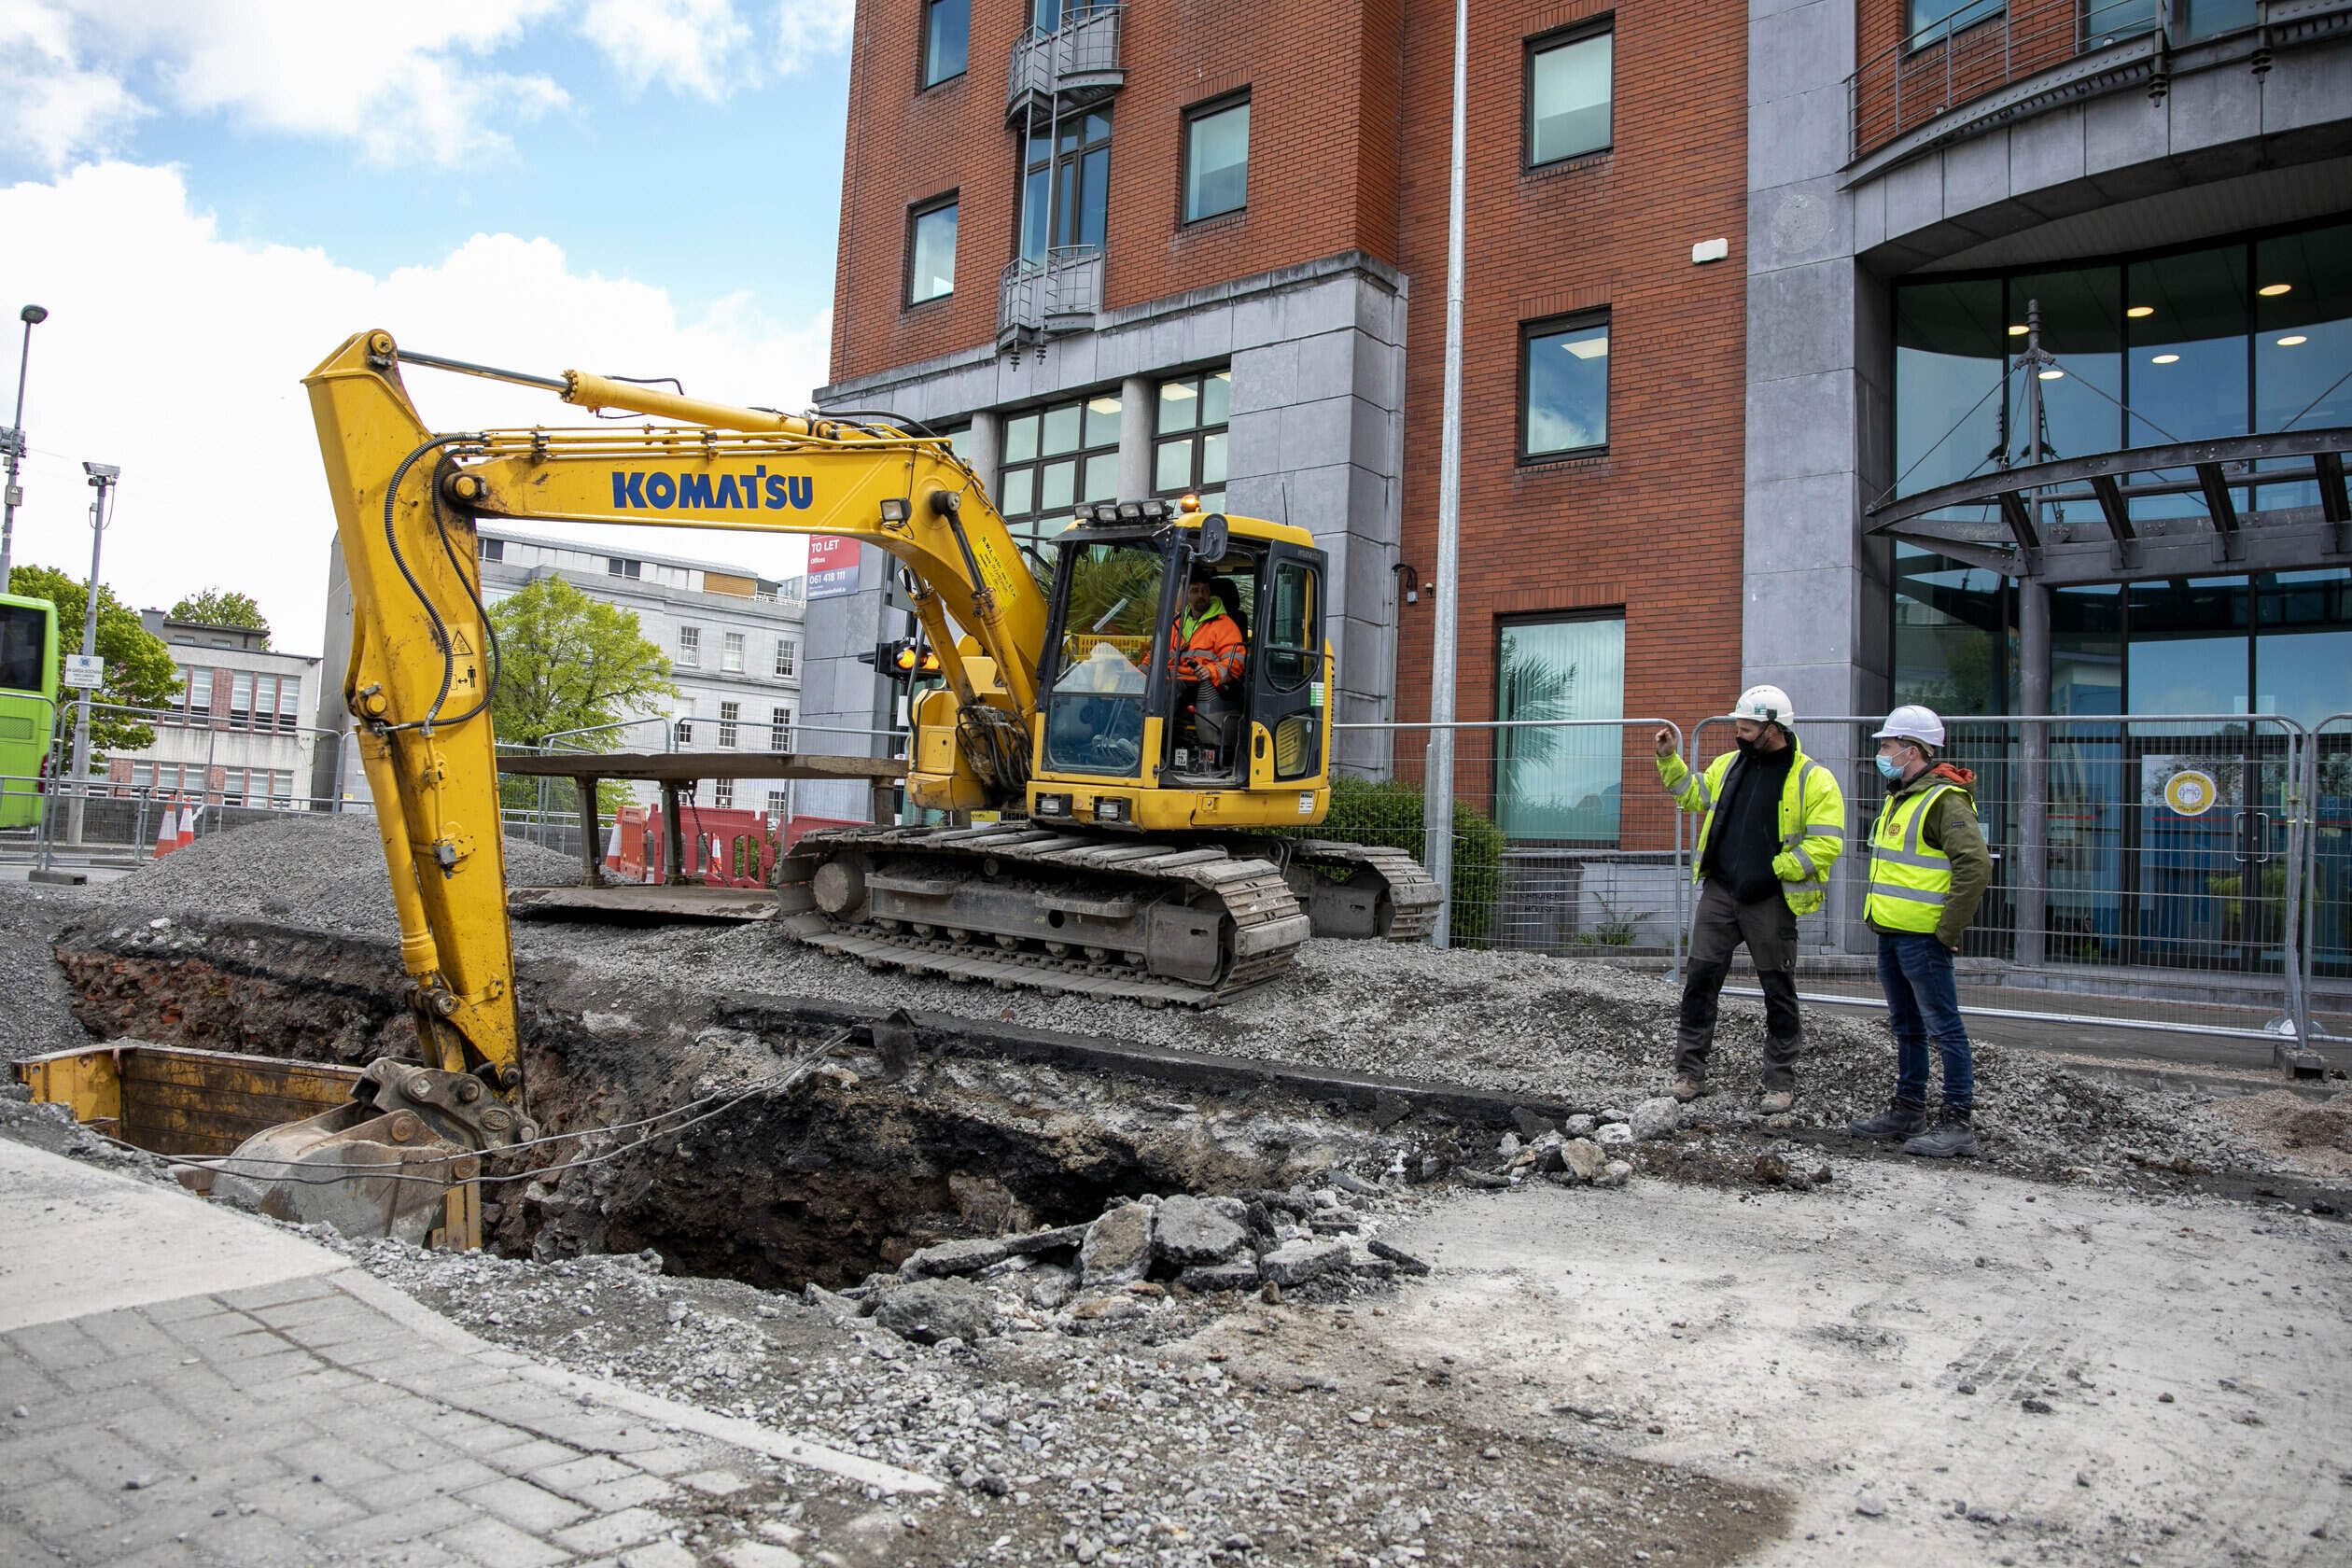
left=1866, top=782, right=1966, bottom=932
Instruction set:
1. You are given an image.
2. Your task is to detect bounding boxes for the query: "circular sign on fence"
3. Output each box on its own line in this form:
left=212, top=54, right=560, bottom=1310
left=2163, top=768, right=2219, bottom=817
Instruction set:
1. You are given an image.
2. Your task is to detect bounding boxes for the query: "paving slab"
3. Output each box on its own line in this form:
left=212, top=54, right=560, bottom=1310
left=0, top=1139, right=939, bottom=1566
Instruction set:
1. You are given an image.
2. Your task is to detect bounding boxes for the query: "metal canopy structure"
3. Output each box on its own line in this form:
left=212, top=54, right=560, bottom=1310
left=1865, top=427, right=2352, bottom=583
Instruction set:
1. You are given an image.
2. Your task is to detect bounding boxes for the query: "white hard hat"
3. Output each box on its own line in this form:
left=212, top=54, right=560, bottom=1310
left=1873, top=704, right=1946, bottom=749
left=1728, top=684, right=1796, bottom=728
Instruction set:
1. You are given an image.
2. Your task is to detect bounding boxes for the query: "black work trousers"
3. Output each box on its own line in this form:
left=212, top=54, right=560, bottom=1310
left=1676, top=877, right=1802, bottom=1088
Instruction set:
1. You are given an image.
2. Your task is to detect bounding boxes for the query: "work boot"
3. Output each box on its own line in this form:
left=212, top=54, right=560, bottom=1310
left=1671, top=1075, right=1703, bottom=1103
left=1846, top=1097, right=1927, bottom=1141
left=1902, top=1107, right=1978, bottom=1159
left=1757, top=1087, right=1795, bottom=1115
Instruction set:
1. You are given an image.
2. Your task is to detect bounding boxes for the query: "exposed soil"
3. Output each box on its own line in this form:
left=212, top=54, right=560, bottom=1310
left=2214, top=1089, right=2352, bottom=1179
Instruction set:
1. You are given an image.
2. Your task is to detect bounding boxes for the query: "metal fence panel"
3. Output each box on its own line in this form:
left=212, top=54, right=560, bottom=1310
left=1325, top=720, right=1688, bottom=969
left=2308, top=712, right=2352, bottom=1046
left=1689, top=712, right=2316, bottom=1048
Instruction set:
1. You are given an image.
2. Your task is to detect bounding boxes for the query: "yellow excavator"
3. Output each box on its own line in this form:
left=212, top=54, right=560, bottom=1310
left=217, top=329, right=1436, bottom=1248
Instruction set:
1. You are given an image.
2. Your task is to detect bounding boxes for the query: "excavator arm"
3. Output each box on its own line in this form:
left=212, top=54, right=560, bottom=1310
left=237, top=329, right=1055, bottom=1250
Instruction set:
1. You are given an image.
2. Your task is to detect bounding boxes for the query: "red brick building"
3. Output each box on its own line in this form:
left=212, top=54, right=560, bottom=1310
left=817, top=0, right=1751, bottom=868
left=815, top=0, right=2352, bottom=960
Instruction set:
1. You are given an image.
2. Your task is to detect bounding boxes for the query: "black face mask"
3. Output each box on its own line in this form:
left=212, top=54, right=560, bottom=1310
left=1736, top=735, right=1764, bottom=758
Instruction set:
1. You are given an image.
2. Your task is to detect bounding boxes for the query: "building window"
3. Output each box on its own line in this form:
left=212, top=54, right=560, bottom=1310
left=676, top=713, right=694, bottom=746
left=1020, top=110, right=1112, bottom=264
left=774, top=638, right=797, bottom=679
left=478, top=538, right=504, bottom=563
left=230, top=670, right=255, bottom=725
left=1182, top=94, right=1250, bottom=223
left=185, top=666, right=213, bottom=719
left=722, top=631, right=746, bottom=673
left=1526, top=21, right=1612, bottom=167
left=922, top=0, right=968, bottom=86
left=767, top=790, right=789, bottom=817
left=999, top=392, right=1123, bottom=540
left=1154, top=371, right=1232, bottom=511
left=714, top=778, right=735, bottom=808
left=609, top=556, right=642, bottom=579
left=1494, top=613, right=1626, bottom=844
left=272, top=770, right=294, bottom=802
left=771, top=706, right=793, bottom=749
left=719, top=701, right=740, bottom=748
left=1907, top=0, right=2004, bottom=49
left=1891, top=217, right=2352, bottom=517
left=908, top=195, right=958, bottom=305
left=130, top=761, right=152, bottom=789
left=277, top=675, right=301, bottom=732
left=677, top=625, right=702, bottom=668
left=1520, top=311, right=1611, bottom=458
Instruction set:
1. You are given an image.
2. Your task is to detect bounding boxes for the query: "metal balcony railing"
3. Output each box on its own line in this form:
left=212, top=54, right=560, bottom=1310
left=1849, top=0, right=2352, bottom=166
left=1848, top=0, right=2162, bottom=162
left=998, top=246, right=1106, bottom=354
left=1006, top=1, right=1126, bottom=123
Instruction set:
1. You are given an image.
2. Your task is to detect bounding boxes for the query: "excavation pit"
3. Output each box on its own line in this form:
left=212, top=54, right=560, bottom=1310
left=46, top=908, right=1517, bottom=1301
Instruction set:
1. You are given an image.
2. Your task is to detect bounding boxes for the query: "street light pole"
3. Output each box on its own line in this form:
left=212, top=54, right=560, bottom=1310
left=0, top=304, right=49, bottom=586
left=65, top=462, right=119, bottom=844
left=1420, top=0, right=1469, bottom=947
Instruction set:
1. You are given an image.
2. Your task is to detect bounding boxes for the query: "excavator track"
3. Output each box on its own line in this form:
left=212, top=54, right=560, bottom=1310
left=777, top=823, right=1313, bottom=1007
left=1264, top=838, right=1446, bottom=944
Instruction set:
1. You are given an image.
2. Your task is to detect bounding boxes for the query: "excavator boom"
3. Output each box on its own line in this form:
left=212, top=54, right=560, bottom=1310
left=239, top=328, right=1435, bottom=1251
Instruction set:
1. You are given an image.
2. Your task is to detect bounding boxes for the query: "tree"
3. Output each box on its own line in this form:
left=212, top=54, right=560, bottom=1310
left=170, top=588, right=271, bottom=646
left=487, top=577, right=678, bottom=809
left=7, top=564, right=181, bottom=757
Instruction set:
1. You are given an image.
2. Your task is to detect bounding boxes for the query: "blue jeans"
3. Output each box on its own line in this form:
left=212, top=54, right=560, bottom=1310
left=1877, top=933, right=1973, bottom=1110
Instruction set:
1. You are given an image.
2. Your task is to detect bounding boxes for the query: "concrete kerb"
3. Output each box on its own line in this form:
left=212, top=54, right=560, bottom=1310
left=718, top=989, right=1575, bottom=1132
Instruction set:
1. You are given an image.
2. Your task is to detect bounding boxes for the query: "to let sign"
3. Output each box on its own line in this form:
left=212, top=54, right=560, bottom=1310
left=806, top=536, right=860, bottom=600
left=63, top=654, right=105, bottom=690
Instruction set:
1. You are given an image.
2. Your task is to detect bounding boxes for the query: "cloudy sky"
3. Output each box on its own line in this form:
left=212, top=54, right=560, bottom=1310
left=2, top=0, right=855, bottom=654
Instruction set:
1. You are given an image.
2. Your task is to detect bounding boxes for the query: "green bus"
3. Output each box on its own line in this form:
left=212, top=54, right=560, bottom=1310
left=0, top=591, right=61, bottom=829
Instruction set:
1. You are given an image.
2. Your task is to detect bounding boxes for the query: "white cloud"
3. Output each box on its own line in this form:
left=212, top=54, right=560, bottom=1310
left=0, top=1, right=148, bottom=166
left=774, top=0, right=856, bottom=75
left=1, top=2, right=860, bottom=170
left=1, top=161, right=830, bottom=659
left=583, top=0, right=754, bottom=100
left=3, top=1, right=570, bottom=170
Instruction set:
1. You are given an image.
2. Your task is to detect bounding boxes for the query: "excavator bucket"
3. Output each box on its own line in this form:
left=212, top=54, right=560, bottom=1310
left=207, top=1057, right=529, bottom=1248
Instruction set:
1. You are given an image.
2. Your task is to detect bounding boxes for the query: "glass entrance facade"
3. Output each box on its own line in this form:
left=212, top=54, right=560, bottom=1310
left=1890, top=214, right=2352, bottom=723
left=1888, top=215, right=2351, bottom=975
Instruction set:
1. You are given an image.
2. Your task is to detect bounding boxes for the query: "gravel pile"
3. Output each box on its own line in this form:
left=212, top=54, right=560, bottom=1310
left=0, top=883, right=99, bottom=1062
left=90, top=811, right=581, bottom=936
left=521, top=919, right=2286, bottom=1186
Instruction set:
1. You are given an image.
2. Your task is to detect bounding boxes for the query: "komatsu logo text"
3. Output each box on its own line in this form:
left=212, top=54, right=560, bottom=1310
left=609, top=469, right=814, bottom=511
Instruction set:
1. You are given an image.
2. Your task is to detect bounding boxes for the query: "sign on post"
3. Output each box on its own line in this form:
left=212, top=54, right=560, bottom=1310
left=62, top=654, right=105, bottom=690
left=807, top=536, right=860, bottom=600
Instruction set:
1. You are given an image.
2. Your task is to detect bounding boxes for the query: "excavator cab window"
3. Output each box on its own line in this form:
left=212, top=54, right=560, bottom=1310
left=1042, top=539, right=1164, bottom=776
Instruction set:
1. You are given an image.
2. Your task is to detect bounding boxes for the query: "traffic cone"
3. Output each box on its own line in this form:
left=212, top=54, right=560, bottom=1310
left=153, top=797, right=179, bottom=858
left=176, top=799, right=197, bottom=850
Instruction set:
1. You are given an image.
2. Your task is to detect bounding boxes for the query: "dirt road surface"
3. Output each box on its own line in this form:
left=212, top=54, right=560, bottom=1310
left=1357, top=1166, right=2350, bottom=1566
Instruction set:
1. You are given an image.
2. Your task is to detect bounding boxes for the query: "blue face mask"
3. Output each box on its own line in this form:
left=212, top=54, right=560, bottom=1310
left=1875, top=754, right=1905, bottom=781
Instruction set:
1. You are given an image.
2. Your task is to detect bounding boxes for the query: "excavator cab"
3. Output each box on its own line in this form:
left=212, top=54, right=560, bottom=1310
left=1032, top=505, right=1331, bottom=828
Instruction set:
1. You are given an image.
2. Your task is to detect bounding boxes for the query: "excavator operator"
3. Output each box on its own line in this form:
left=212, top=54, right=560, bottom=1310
left=1171, top=563, right=1246, bottom=770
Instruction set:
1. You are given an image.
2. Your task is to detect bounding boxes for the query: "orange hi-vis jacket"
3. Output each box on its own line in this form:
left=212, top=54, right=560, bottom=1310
left=1169, top=605, right=1245, bottom=692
